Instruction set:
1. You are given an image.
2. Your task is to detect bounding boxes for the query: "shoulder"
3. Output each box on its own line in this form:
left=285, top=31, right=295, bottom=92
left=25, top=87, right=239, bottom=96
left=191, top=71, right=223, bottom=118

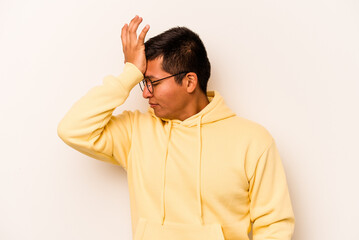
left=225, top=115, right=273, bottom=145
left=112, top=109, right=163, bottom=130
left=112, top=109, right=152, bottom=121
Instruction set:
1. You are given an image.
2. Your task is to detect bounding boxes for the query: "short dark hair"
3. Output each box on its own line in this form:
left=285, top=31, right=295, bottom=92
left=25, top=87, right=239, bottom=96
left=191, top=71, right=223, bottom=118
left=145, top=27, right=211, bottom=93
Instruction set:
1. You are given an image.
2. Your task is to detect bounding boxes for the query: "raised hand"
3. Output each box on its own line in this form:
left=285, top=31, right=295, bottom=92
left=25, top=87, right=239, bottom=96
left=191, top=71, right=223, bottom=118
left=121, top=16, right=150, bottom=74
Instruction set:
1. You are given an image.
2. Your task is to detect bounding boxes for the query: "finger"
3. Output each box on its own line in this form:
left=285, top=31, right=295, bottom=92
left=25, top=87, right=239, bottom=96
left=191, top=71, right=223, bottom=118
left=138, top=24, right=150, bottom=44
left=128, top=15, right=139, bottom=29
left=129, top=16, right=143, bottom=43
left=127, top=16, right=138, bottom=43
left=128, top=15, right=139, bottom=35
left=121, top=24, right=128, bottom=46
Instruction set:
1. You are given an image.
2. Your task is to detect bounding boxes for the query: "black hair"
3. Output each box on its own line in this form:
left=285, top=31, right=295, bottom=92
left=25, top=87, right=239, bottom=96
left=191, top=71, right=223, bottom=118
left=145, top=27, right=211, bottom=93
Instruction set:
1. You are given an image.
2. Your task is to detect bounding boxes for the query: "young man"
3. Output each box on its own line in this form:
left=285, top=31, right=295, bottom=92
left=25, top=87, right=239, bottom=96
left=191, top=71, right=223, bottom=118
left=58, top=16, right=295, bottom=240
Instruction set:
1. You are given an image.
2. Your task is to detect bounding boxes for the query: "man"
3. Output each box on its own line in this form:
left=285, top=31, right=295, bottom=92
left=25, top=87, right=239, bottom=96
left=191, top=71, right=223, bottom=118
left=58, top=15, right=295, bottom=240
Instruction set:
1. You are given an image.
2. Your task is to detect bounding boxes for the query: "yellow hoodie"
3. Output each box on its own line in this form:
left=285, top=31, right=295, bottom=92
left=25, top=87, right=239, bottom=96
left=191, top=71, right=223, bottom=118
left=58, top=63, right=295, bottom=240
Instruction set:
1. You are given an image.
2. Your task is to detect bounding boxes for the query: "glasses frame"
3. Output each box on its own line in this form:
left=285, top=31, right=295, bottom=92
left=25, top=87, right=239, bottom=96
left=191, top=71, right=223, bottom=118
left=139, top=72, right=189, bottom=94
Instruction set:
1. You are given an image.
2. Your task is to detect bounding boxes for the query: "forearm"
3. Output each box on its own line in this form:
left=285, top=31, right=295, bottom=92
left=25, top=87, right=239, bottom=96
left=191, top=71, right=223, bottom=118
left=57, top=63, right=143, bottom=163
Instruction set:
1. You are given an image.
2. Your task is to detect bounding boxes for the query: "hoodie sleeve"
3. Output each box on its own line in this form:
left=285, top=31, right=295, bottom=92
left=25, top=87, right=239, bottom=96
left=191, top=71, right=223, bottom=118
left=57, top=63, right=143, bottom=169
left=248, top=139, right=295, bottom=240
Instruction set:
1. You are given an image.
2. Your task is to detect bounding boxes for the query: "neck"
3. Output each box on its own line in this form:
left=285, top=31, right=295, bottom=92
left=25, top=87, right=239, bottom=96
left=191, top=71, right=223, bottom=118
left=177, top=91, right=209, bottom=121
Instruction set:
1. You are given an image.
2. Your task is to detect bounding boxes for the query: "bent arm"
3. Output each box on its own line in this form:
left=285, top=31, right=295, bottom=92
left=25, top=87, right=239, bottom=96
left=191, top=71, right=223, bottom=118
left=248, top=140, right=295, bottom=240
left=57, top=63, right=143, bottom=168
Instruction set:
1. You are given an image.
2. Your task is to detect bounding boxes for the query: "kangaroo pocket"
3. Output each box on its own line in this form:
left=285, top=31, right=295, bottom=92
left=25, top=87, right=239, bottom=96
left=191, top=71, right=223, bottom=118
left=134, top=218, right=225, bottom=240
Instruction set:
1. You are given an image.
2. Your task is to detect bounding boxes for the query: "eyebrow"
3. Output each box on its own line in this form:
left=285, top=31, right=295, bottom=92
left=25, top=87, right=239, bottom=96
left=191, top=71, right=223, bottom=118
left=144, top=75, right=160, bottom=80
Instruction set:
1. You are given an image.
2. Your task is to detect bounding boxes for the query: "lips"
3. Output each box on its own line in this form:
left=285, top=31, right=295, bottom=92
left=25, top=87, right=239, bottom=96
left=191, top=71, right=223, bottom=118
left=149, top=102, right=159, bottom=108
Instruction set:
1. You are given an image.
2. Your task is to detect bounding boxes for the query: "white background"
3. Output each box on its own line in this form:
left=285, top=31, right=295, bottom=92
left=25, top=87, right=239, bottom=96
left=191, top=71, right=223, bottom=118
left=1, top=0, right=358, bottom=239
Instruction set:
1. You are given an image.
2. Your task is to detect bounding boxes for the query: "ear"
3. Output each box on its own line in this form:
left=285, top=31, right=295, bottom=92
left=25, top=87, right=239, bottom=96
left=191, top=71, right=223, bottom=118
left=183, top=72, right=198, bottom=93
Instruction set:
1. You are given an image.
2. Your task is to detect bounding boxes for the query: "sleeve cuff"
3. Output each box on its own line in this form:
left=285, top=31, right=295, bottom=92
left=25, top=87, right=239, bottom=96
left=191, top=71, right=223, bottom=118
left=117, top=62, right=144, bottom=92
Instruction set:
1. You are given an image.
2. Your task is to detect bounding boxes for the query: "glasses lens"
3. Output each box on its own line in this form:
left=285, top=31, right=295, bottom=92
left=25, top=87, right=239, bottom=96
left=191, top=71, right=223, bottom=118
left=147, top=81, right=152, bottom=93
left=139, top=80, right=145, bottom=92
left=139, top=79, right=153, bottom=93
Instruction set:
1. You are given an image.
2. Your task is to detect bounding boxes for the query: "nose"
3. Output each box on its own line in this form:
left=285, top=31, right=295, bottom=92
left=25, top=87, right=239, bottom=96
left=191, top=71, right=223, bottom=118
left=142, top=85, right=153, bottom=99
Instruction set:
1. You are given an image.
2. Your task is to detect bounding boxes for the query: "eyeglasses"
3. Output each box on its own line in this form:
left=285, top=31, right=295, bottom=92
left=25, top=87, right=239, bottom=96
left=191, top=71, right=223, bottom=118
left=139, top=72, right=188, bottom=94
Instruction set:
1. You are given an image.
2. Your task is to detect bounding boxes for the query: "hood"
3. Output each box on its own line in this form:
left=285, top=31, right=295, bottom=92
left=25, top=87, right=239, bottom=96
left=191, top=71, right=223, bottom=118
left=148, top=91, right=236, bottom=126
left=147, top=91, right=236, bottom=225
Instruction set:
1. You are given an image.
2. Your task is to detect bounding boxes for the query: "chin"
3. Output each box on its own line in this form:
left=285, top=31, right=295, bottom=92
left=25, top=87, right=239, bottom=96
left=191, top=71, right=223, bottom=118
left=154, top=110, right=171, bottom=120
left=153, top=109, right=165, bottom=118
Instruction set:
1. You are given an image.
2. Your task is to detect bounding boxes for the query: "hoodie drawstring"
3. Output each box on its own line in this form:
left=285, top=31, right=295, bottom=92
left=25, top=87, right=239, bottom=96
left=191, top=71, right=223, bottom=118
left=197, top=115, right=204, bottom=224
left=161, top=121, right=172, bottom=225
left=160, top=118, right=204, bottom=225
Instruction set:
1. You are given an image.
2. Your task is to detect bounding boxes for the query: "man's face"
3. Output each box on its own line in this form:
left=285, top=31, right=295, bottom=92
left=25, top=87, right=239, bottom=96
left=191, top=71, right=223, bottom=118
left=142, top=58, right=190, bottom=120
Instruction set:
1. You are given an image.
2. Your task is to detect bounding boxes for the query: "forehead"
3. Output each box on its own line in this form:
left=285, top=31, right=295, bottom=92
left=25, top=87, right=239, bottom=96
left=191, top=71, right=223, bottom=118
left=145, top=58, right=169, bottom=78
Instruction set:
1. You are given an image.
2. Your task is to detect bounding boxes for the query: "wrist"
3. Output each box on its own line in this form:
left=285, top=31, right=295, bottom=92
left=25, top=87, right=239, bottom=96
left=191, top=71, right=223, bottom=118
left=119, top=63, right=144, bottom=91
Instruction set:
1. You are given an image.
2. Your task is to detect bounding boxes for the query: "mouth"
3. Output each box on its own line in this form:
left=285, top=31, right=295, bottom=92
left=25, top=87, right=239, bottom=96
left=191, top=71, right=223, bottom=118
left=149, top=103, right=159, bottom=108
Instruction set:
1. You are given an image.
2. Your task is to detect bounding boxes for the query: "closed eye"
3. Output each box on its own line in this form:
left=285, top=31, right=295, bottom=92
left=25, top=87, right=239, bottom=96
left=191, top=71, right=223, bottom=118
left=144, top=77, right=153, bottom=82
